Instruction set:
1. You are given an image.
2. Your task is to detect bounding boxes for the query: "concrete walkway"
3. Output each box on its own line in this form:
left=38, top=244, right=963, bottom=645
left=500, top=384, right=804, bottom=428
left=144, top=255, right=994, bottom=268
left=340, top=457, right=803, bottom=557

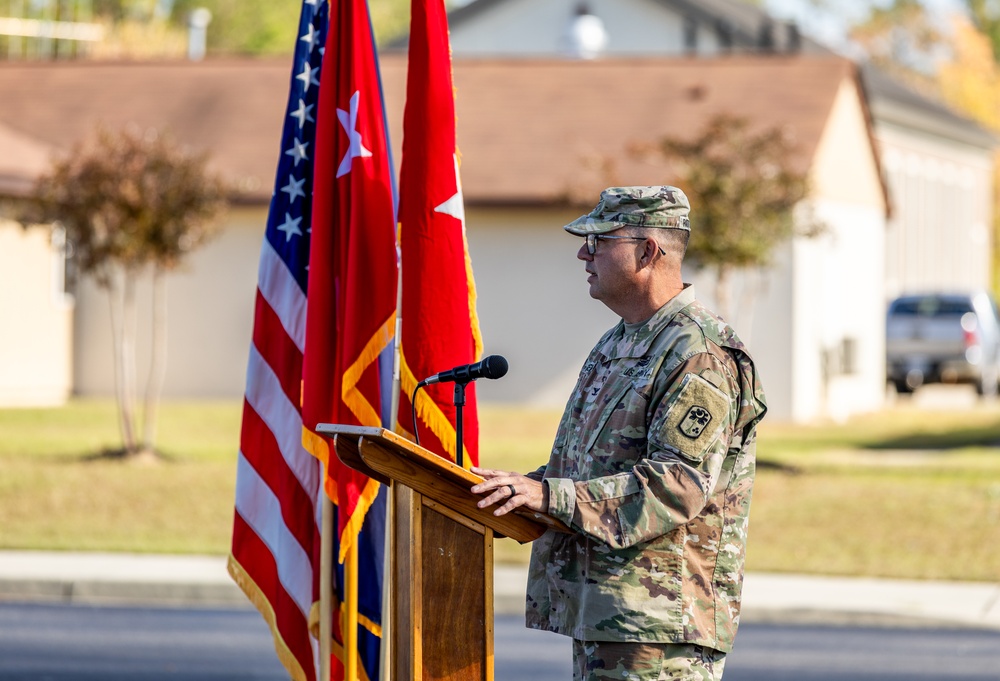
left=1, top=550, right=998, bottom=630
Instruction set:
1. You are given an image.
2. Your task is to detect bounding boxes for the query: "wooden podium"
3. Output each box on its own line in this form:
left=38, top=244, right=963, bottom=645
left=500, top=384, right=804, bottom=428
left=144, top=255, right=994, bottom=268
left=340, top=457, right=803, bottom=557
left=318, top=425, right=568, bottom=681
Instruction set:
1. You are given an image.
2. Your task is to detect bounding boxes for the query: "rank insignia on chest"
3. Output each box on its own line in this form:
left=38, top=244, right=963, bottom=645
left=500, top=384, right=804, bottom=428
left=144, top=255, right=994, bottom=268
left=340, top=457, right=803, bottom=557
left=678, top=406, right=712, bottom=438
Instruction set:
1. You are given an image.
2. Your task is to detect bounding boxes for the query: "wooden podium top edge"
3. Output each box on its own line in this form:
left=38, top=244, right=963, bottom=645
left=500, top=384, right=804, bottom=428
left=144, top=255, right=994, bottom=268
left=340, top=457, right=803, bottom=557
left=318, top=422, right=572, bottom=538
left=315, top=423, right=481, bottom=485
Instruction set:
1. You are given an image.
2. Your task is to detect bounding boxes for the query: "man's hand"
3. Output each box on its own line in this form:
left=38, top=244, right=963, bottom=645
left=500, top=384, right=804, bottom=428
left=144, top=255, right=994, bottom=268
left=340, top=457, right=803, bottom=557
left=470, top=466, right=546, bottom=516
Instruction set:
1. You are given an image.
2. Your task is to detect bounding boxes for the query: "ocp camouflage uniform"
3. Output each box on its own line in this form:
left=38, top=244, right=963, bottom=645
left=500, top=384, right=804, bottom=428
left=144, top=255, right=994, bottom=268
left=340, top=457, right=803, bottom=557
left=525, top=285, right=767, bottom=658
left=572, top=640, right=727, bottom=681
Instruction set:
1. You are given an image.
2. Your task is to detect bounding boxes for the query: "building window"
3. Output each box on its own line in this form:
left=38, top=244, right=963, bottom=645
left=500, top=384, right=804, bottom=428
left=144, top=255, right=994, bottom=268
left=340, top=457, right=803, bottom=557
left=715, top=19, right=733, bottom=52
left=683, top=17, right=697, bottom=54
left=50, top=223, right=76, bottom=306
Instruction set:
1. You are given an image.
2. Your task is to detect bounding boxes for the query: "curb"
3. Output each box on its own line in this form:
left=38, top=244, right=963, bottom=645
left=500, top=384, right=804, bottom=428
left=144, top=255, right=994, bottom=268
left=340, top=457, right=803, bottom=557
left=2, top=552, right=998, bottom=631
left=0, top=578, right=250, bottom=608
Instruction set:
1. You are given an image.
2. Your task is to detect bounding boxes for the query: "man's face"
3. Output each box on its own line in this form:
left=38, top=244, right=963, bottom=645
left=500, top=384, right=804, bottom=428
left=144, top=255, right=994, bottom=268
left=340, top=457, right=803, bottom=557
left=576, top=231, right=642, bottom=308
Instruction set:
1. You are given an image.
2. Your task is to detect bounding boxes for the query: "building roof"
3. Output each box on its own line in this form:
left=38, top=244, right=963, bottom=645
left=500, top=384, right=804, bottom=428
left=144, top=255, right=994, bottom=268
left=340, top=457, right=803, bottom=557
left=0, top=55, right=878, bottom=208
left=0, top=59, right=291, bottom=202
left=859, top=64, right=998, bottom=148
left=377, top=54, right=878, bottom=206
left=0, top=122, right=52, bottom=198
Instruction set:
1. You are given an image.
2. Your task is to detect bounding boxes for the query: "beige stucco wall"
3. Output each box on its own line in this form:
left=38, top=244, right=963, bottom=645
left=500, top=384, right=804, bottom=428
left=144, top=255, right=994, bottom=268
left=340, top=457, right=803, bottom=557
left=68, top=202, right=622, bottom=407
left=797, top=78, right=887, bottom=422
left=0, top=220, right=73, bottom=406
left=810, top=79, right=886, bottom=209
left=73, top=207, right=264, bottom=399
left=464, top=206, right=618, bottom=405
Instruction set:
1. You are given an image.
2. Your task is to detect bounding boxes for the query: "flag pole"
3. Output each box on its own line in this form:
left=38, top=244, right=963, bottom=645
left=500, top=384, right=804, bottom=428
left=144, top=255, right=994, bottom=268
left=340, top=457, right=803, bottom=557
left=345, top=540, right=360, bottom=680
left=381, top=266, right=402, bottom=681
left=380, top=483, right=393, bottom=681
left=320, top=483, right=334, bottom=681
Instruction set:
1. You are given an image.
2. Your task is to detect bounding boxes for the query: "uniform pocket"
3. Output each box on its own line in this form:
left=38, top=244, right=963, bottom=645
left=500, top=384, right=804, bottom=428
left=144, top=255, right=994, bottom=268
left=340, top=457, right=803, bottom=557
left=583, top=382, right=649, bottom=467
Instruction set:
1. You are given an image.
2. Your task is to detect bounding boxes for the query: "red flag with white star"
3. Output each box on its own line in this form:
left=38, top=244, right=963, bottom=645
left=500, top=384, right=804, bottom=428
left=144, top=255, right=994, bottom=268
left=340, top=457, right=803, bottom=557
left=397, top=0, right=483, bottom=465
left=303, top=0, right=396, bottom=558
left=302, top=0, right=397, bottom=678
left=231, top=1, right=393, bottom=680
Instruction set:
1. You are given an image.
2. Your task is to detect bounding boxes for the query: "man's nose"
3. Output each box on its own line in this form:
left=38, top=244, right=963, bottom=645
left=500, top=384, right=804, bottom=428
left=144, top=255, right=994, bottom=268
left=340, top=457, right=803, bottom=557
left=577, top=242, right=592, bottom=261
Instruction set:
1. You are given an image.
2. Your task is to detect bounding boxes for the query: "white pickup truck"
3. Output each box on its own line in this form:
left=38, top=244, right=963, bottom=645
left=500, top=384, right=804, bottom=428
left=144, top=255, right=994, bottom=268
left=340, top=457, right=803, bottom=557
left=886, top=292, right=1000, bottom=396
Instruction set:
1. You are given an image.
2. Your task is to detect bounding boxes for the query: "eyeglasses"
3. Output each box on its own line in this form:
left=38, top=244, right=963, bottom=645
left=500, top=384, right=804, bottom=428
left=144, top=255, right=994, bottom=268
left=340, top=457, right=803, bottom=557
left=585, top=233, right=667, bottom=256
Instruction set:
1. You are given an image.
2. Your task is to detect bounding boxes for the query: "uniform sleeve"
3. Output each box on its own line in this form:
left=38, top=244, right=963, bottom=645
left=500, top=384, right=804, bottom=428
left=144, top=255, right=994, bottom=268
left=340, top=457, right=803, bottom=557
left=524, top=464, right=547, bottom=482
left=545, top=352, right=739, bottom=549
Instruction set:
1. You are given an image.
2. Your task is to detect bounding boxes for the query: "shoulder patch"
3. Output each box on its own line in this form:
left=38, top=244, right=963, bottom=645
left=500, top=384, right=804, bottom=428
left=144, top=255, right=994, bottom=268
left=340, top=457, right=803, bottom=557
left=678, top=405, right=713, bottom=439
left=656, top=372, right=731, bottom=460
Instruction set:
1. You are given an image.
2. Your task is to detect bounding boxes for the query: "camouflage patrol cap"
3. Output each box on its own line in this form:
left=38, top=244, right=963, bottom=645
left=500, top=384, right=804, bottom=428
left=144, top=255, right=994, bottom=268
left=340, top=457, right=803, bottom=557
left=564, top=186, right=691, bottom=235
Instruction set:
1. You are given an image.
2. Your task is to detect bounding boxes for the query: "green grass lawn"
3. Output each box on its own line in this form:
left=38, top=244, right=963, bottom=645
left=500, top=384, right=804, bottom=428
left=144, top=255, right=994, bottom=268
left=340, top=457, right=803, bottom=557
left=1, top=398, right=999, bottom=582
left=0, top=400, right=242, bottom=554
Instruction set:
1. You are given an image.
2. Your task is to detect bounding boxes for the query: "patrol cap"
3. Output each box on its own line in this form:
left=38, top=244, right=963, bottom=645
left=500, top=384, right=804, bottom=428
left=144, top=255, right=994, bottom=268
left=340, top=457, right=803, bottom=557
left=564, top=186, right=691, bottom=235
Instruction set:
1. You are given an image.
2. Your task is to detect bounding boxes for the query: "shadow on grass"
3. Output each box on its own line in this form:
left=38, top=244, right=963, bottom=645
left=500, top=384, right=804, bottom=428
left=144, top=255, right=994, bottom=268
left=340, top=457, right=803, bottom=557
left=78, top=447, right=178, bottom=464
left=757, top=459, right=802, bottom=474
left=861, top=420, right=1000, bottom=451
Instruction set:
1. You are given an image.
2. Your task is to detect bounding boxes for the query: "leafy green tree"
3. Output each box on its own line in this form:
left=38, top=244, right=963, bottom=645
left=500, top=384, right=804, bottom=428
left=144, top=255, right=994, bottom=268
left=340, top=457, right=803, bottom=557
left=32, top=126, right=226, bottom=459
left=936, top=15, right=1000, bottom=297
left=169, top=0, right=300, bottom=54
left=964, top=0, right=1000, bottom=61
left=847, top=0, right=946, bottom=89
left=938, top=15, right=1000, bottom=129
left=167, top=0, right=411, bottom=53
left=28, top=0, right=415, bottom=56
left=635, top=113, right=817, bottom=322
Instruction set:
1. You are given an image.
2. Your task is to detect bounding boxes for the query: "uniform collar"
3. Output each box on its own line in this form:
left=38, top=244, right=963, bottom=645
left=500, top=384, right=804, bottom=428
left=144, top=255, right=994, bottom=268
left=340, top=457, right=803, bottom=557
left=598, top=285, right=696, bottom=360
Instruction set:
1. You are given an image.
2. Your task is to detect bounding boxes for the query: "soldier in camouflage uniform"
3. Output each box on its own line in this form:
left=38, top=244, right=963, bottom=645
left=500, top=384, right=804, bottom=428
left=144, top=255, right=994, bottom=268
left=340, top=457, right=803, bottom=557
left=472, top=186, right=767, bottom=681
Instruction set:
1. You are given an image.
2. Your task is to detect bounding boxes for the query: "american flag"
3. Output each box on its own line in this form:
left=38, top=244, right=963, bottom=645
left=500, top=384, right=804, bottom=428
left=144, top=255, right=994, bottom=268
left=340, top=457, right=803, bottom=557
left=229, top=1, right=395, bottom=680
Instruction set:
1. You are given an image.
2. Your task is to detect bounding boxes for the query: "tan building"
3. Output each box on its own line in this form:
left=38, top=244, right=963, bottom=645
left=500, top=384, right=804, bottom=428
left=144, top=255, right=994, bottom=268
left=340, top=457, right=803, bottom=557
left=0, top=61, right=284, bottom=406
left=0, top=120, right=70, bottom=406
left=0, top=54, right=887, bottom=421
left=0, top=218, right=73, bottom=406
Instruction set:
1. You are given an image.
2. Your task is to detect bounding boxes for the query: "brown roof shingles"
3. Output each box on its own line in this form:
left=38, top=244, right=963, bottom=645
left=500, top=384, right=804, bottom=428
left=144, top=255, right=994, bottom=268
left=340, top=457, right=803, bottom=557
left=0, top=122, right=53, bottom=197
left=380, top=55, right=856, bottom=205
left=0, top=59, right=291, bottom=201
left=0, top=55, right=863, bottom=205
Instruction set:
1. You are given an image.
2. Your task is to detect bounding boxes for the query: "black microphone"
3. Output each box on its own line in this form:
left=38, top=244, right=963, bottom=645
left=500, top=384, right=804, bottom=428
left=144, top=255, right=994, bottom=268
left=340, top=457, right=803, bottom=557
left=418, top=354, right=509, bottom=387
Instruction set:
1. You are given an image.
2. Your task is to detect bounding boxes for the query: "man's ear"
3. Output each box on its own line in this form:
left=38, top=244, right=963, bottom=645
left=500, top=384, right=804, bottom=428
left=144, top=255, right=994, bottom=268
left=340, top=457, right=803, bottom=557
left=640, top=237, right=658, bottom=267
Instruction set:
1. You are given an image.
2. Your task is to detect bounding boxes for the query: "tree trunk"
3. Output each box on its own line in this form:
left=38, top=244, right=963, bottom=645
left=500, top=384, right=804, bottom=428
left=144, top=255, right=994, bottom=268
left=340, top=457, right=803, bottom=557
left=735, top=267, right=765, bottom=346
left=715, top=264, right=733, bottom=324
left=107, top=270, right=135, bottom=454
left=142, top=266, right=168, bottom=456
left=120, top=269, right=139, bottom=455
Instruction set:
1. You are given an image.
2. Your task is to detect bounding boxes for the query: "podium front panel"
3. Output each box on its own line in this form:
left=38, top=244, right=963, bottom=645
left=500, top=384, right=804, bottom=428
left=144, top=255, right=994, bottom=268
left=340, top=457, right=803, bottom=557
left=393, top=487, right=494, bottom=681
left=422, top=499, right=492, bottom=681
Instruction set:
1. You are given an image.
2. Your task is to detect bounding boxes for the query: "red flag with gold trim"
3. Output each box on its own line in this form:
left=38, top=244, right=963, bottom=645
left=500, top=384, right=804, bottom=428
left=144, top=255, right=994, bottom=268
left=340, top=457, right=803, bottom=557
left=231, top=1, right=393, bottom=680
left=398, top=0, right=483, bottom=465
left=301, top=0, right=397, bottom=679
left=302, top=0, right=396, bottom=561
